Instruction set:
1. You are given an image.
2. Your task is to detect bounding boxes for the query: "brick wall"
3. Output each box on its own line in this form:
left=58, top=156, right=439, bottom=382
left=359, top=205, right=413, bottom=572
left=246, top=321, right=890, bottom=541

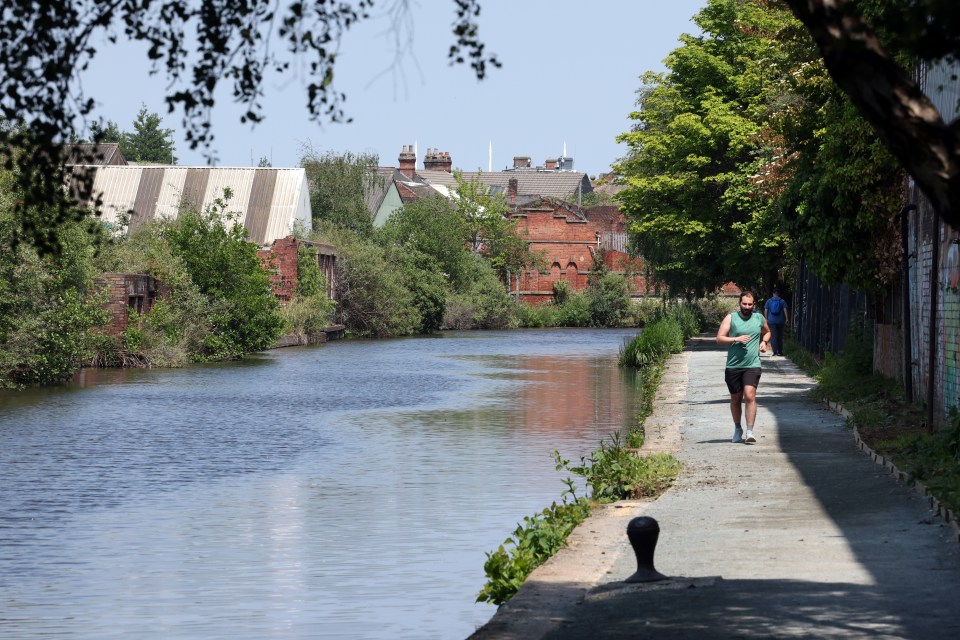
left=95, top=273, right=169, bottom=336
left=905, top=192, right=960, bottom=421
left=510, top=202, right=651, bottom=304
left=258, top=236, right=299, bottom=303
left=257, top=236, right=338, bottom=304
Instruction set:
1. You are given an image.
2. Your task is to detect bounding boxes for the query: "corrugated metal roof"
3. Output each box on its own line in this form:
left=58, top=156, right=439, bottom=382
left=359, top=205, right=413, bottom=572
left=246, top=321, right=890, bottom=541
left=70, top=166, right=312, bottom=244
left=62, top=143, right=127, bottom=165
left=417, top=169, right=592, bottom=199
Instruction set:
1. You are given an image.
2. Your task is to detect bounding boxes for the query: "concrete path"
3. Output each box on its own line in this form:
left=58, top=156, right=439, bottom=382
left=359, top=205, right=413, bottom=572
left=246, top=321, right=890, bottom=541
left=472, top=336, right=960, bottom=639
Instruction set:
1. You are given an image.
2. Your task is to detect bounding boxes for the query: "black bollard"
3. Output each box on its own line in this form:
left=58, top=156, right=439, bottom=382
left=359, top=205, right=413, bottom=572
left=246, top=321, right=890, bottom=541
left=625, top=516, right=669, bottom=583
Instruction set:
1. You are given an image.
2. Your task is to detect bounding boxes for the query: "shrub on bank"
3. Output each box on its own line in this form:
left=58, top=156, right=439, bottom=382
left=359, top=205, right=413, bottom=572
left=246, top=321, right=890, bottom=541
left=475, top=498, right=591, bottom=605
left=0, top=176, right=109, bottom=387
left=442, top=255, right=517, bottom=330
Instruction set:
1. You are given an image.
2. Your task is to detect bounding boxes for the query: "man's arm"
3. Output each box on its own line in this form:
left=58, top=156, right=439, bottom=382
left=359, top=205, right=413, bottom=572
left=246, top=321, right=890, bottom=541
left=760, top=317, right=772, bottom=353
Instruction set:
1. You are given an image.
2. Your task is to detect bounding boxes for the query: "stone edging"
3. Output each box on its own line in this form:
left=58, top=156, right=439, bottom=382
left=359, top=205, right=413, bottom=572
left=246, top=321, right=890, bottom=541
left=824, top=400, right=960, bottom=544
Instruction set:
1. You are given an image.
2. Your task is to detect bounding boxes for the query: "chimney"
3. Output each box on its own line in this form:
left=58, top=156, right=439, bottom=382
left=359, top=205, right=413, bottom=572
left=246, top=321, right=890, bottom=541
left=513, top=155, right=531, bottom=169
left=545, top=157, right=558, bottom=170
left=508, top=177, right=518, bottom=206
left=398, top=144, right=416, bottom=179
left=423, top=148, right=453, bottom=172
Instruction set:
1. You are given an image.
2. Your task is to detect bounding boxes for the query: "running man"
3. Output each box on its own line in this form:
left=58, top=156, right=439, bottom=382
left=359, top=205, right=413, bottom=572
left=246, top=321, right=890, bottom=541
left=716, top=291, right=771, bottom=444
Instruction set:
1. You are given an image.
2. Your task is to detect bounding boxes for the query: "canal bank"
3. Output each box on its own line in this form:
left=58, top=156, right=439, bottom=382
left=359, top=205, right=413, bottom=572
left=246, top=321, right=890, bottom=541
left=472, top=335, right=960, bottom=639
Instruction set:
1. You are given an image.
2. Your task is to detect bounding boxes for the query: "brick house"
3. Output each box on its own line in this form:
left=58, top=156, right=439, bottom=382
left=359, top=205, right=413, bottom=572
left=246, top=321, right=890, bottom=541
left=256, top=236, right=337, bottom=304
left=95, top=273, right=170, bottom=336
left=509, top=199, right=650, bottom=305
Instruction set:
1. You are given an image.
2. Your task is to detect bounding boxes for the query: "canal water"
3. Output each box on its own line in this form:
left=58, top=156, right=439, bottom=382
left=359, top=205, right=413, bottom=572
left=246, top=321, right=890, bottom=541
left=0, top=329, right=640, bottom=639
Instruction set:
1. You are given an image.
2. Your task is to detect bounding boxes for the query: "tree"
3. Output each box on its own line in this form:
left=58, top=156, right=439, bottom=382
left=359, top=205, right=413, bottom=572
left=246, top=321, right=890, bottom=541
left=0, top=169, right=107, bottom=387
left=452, top=171, right=537, bottom=287
left=379, top=193, right=471, bottom=287
left=123, top=105, right=177, bottom=164
left=616, top=0, right=797, bottom=296
left=1, top=0, right=498, bottom=253
left=782, top=0, right=960, bottom=228
left=301, top=148, right=381, bottom=237
left=89, top=120, right=124, bottom=146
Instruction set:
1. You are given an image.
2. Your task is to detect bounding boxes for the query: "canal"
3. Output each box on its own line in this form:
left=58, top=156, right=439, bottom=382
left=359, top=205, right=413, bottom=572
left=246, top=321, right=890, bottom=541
left=0, top=328, right=641, bottom=639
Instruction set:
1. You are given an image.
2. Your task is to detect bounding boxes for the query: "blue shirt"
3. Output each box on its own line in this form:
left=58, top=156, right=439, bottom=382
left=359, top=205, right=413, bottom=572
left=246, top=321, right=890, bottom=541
left=765, top=296, right=787, bottom=325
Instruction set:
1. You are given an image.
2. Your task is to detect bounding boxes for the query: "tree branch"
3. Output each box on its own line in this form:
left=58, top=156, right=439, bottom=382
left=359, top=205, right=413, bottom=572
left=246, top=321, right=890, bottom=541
left=784, top=0, right=960, bottom=228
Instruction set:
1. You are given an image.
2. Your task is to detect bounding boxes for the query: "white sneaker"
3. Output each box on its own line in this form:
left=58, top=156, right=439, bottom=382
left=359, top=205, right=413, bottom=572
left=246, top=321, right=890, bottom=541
left=745, top=430, right=756, bottom=443
left=732, top=427, right=743, bottom=443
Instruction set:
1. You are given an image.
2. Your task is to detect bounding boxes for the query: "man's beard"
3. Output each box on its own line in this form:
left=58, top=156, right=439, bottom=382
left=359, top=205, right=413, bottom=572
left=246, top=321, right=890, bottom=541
left=740, top=307, right=753, bottom=318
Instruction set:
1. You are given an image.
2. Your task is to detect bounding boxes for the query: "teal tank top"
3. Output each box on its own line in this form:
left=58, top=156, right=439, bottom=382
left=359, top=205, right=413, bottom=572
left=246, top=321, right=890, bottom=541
left=726, top=312, right=763, bottom=369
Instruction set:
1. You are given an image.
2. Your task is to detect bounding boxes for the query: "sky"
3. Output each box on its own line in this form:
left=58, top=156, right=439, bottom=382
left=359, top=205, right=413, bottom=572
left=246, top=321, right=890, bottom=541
left=78, top=1, right=707, bottom=178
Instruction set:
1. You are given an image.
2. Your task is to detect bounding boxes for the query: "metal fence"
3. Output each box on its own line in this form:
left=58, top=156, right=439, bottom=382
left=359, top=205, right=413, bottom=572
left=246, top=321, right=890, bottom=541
left=791, top=259, right=870, bottom=360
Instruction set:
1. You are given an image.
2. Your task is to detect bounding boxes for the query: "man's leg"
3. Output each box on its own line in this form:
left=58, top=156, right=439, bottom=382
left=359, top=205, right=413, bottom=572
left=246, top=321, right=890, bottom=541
left=743, top=385, right=758, bottom=442
left=729, top=391, right=743, bottom=442
left=771, top=323, right=783, bottom=355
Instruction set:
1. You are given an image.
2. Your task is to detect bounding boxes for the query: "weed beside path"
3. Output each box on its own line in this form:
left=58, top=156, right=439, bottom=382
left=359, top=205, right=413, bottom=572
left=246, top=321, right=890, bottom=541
left=784, top=335, right=960, bottom=517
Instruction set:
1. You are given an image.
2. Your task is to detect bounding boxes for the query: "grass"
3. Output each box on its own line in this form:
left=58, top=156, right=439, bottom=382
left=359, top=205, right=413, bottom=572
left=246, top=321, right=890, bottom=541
left=784, top=332, right=960, bottom=515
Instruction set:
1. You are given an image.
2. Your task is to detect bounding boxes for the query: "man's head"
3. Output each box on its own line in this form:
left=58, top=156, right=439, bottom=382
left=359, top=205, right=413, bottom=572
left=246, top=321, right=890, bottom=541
left=739, top=291, right=755, bottom=317
left=772, top=287, right=781, bottom=297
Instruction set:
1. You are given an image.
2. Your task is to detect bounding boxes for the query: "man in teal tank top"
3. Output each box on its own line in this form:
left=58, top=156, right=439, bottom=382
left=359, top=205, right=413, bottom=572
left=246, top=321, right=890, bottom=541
left=716, top=291, right=771, bottom=444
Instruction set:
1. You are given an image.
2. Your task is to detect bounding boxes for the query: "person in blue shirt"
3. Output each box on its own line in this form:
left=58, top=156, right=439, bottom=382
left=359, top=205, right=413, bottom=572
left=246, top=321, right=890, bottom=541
left=764, top=288, right=788, bottom=356
left=717, top=291, right=771, bottom=444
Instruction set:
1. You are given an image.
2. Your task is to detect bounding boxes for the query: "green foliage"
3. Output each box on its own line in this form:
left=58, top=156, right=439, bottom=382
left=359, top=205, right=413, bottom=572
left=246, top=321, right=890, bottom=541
left=442, top=255, right=517, bottom=330
left=514, top=302, right=559, bottom=328
left=779, top=91, right=904, bottom=292
left=0, top=173, right=108, bottom=386
left=616, top=1, right=802, bottom=297
left=893, top=408, right=960, bottom=513
left=301, top=148, right=380, bottom=237
left=783, top=337, right=821, bottom=376
left=296, top=244, right=327, bottom=298
left=395, top=248, right=448, bottom=333
left=556, top=293, right=592, bottom=327
left=334, top=236, right=420, bottom=338
left=282, top=244, right=335, bottom=339
left=476, top=497, right=591, bottom=605
left=629, top=362, right=667, bottom=448
left=587, top=272, right=631, bottom=327
left=811, top=326, right=897, bottom=404
left=565, top=433, right=682, bottom=503
left=619, top=303, right=700, bottom=368
left=453, top=172, right=538, bottom=283
left=122, top=105, right=178, bottom=164
left=380, top=194, right=471, bottom=287
left=161, top=194, right=283, bottom=358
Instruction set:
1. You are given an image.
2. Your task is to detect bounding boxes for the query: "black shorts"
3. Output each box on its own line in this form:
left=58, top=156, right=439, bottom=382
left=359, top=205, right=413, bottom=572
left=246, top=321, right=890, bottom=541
left=725, top=367, right=762, bottom=394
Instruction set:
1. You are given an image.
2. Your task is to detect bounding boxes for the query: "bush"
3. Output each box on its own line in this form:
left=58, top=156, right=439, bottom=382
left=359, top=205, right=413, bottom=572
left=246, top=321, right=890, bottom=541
left=566, top=432, right=682, bottom=502
left=588, top=272, right=631, bottom=327
left=476, top=498, right=591, bottom=606
left=696, top=295, right=737, bottom=330
left=0, top=188, right=108, bottom=386
left=443, top=255, right=517, bottom=330
left=160, top=197, right=284, bottom=358
left=515, top=302, right=559, bottom=328
left=557, top=292, right=592, bottom=327
left=619, top=318, right=684, bottom=367
left=335, top=239, right=420, bottom=337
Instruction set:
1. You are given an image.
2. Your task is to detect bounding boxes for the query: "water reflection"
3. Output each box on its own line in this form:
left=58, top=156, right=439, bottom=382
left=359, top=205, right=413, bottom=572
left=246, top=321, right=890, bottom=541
left=0, top=329, right=639, bottom=639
